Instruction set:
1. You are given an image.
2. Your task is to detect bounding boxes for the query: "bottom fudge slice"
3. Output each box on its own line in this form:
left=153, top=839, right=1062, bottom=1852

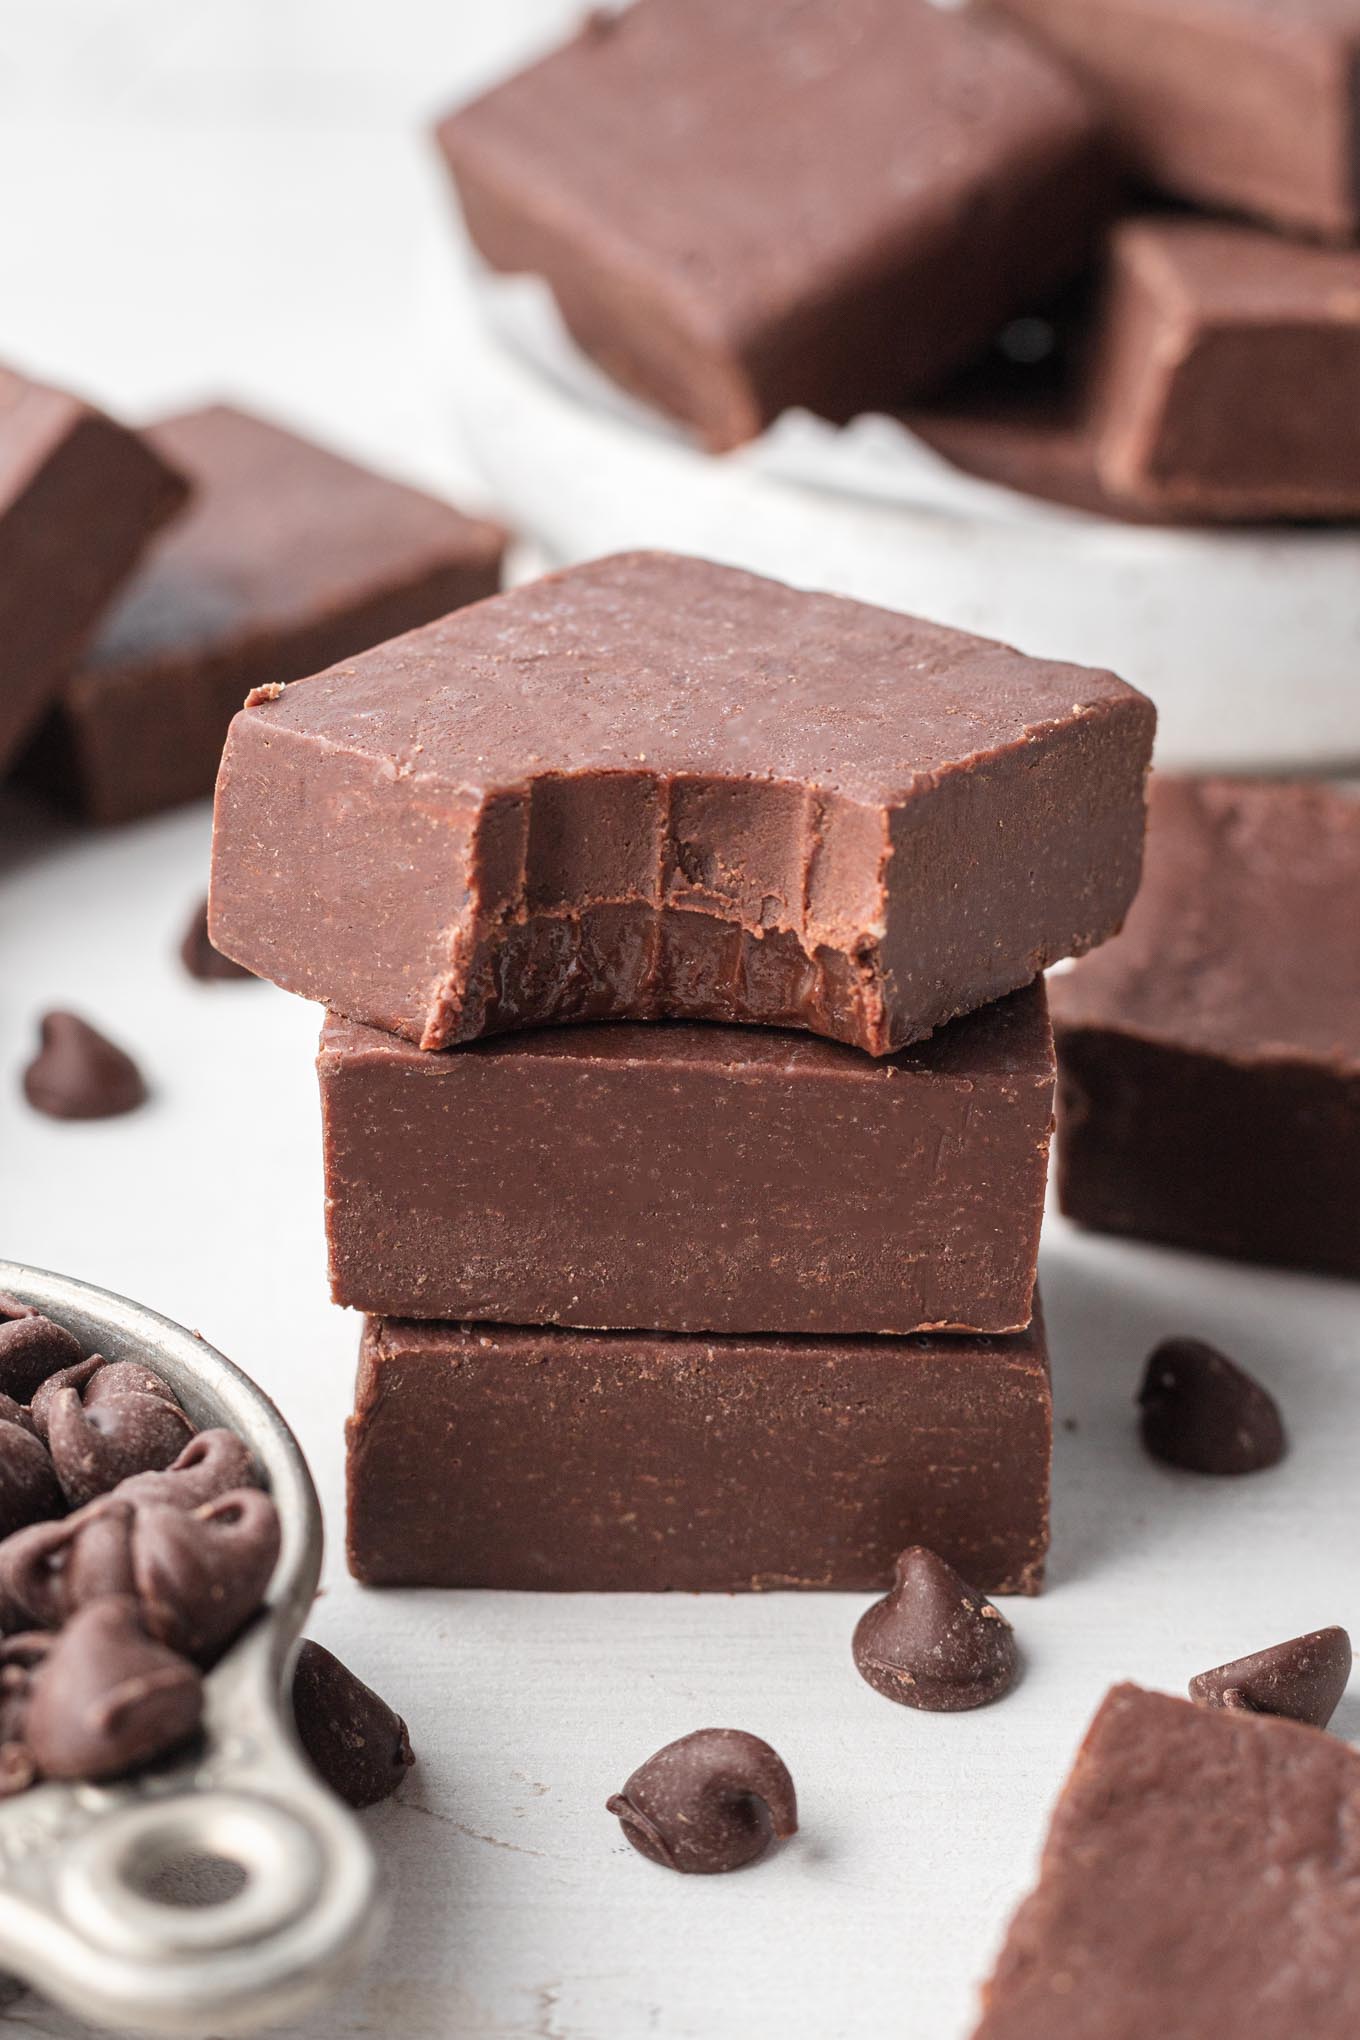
left=973, top=1683, right=1360, bottom=2038
left=1051, top=776, right=1360, bottom=1279
left=347, top=1310, right=1051, bottom=1595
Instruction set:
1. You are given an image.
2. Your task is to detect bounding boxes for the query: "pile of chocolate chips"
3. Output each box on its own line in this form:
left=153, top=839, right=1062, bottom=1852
left=0, top=1293, right=411, bottom=1806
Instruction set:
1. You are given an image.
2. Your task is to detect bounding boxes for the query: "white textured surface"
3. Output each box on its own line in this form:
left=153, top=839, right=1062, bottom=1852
left=3, top=6, right=1359, bottom=2038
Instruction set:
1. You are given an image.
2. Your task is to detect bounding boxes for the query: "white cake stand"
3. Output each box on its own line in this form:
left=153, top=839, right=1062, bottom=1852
left=448, top=270, right=1360, bottom=774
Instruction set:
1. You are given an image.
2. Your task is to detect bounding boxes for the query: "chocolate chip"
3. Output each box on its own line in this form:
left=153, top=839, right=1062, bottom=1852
left=29, top=1354, right=105, bottom=1439
left=0, top=1309, right=84, bottom=1402
left=132, top=1488, right=281, bottom=1664
left=32, top=1355, right=183, bottom=1443
left=22, top=1011, right=148, bottom=1120
left=25, top=1597, right=203, bottom=1783
left=0, top=1420, right=64, bottom=1542
left=116, top=1428, right=256, bottom=1510
left=1138, top=1337, right=1286, bottom=1475
left=0, top=1502, right=136, bottom=1630
left=0, top=1396, right=35, bottom=1436
left=0, top=1633, right=50, bottom=1793
left=46, top=1386, right=196, bottom=1508
left=1190, top=1627, right=1352, bottom=1729
left=851, top=1546, right=1020, bottom=1712
left=292, top=1640, right=415, bottom=1808
left=606, top=1728, right=797, bottom=1874
left=180, top=897, right=254, bottom=982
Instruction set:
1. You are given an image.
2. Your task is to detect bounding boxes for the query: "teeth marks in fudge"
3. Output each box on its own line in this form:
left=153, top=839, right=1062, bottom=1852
left=0, top=1295, right=291, bottom=1792
left=210, top=552, right=1154, bottom=1057
left=971, top=1684, right=1360, bottom=2039
left=1137, top=1338, right=1286, bottom=1478
left=437, top=0, right=1113, bottom=449
left=989, top=0, right=1360, bottom=240
left=318, top=985, right=1055, bottom=1338
left=181, top=895, right=255, bottom=981
left=22, top=1011, right=149, bottom=1121
left=1190, top=1628, right=1352, bottom=1731
left=852, top=1547, right=1020, bottom=1712
left=25, top=402, right=506, bottom=826
left=291, top=1640, right=416, bottom=1809
left=1050, top=777, right=1360, bottom=1280
left=0, top=363, right=187, bottom=777
left=24, top=1597, right=205, bottom=1784
left=607, top=1729, right=797, bottom=1875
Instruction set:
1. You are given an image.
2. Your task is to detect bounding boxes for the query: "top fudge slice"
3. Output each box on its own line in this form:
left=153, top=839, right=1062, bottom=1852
left=973, top=1683, right=1360, bottom=2037
left=438, top=0, right=1112, bottom=449
left=209, top=551, right=1153, bottom=1057
left=991, top=0, right=1360, bottom=240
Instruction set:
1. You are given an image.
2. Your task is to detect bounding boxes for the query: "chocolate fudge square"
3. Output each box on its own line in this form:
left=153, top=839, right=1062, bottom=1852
left=319, top=984, right=1054, bottom=1337
left=991, top=0, right=1360, bottom=240
left=0, top=366, right=186, bottom=776
left=437, top=0, right=1113, bottom=449
left=30, top=403, right=505, bottom=822
left=1052, top=776, right=1360, bottom=1279
left=211, top=551, right=1154, bottom=1057
left=973, top=1684, right=1360, bottom=2037
left=346, top=1308, right=1052, bottom=1595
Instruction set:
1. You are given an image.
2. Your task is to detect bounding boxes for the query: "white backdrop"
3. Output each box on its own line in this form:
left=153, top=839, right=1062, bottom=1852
left=3, top=7, right=1358, bottom=2037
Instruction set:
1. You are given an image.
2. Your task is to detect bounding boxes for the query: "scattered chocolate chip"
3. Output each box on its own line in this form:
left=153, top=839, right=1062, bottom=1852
left=0, top=1420, right=64, bottom=1542
left=132, top=1488, right=281, bottom=1664
left=180, top=897, right=254, bottom=982
left=851, top=1546, right=1020, bottom=1712
left=0, top=1309, right=84, bottom=1402
left=292, top=1640, right=414, bottom=1808
left=25, top=1597, right=203, bottom=1783
left=116, top=1428, right=256, bottom=1510
left=46, top=1386, right=196, bottom=1509
left=1190, top=1627, right=1352, bottom=1728
left=607, top=1728, right=797, bottom=1874
left=1138, top=1337, right=1286, bottom=1475
left=22, top=1011, right=148, bottom=1120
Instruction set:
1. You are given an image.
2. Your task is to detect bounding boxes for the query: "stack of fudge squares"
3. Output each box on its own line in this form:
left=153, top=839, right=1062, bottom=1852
left=207, top=550, right=1155, bottom=1598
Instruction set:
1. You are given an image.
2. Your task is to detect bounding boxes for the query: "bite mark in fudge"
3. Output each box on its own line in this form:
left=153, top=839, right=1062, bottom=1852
left=438, top=0, right=1114, bottom=449
left=211, top=552, right=1153, bottom=1057
left=972, top=1683, right=1360, bottom=2038
left=26, top=403, right=506, bottom=823
left=0, top=366, right=186, bottom=775
left=1051, top=776, right=1360, bottom=1278
left=318, top=983, right=1054, bottom=1336
left=345, top=1307, right=1052, bottom=1595
left=990, top=0, right=1360, bottom=240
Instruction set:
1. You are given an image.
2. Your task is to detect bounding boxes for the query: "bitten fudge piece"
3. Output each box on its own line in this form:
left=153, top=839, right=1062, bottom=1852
left=211, top=552, right=1154, bottom=1057
left=0, top=367, right=186, bottom=775
left=319, top=983, right=1054, bottom=1337
left=346, top=1308, right=1052, bottom=1594
left=437, top=0, right=1114, bottom=450
left=990, top=0, right=1360, bottom=240
left=973, top=1684, right=1360, bottom=2038
left=27, top=404, right=506, bottom=823
left=1084, top=217, right=1360, bottom=521
left=1051, top=777, right=1360, bottom=1278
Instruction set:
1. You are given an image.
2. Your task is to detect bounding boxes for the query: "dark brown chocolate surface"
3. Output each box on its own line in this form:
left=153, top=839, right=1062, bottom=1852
left=1085, top=217, right=1360, bottom=521
left=973, top=1683, right=1360, bottom=2037
left=1051, top=776, right=1360, bottom=1278
left=211, top=552, right=1153, bottom=1058
left=0, top=366, right=186, bottom=776
left=346, top=1307, right=1051, bottom=1595
left=438, top=0, right=1112, bottom=450
left=991, top=0, right=1360, bottom=240
left=319, top=983, right=1053, bottom=1335
left=26, top=403, right=505, bottom=823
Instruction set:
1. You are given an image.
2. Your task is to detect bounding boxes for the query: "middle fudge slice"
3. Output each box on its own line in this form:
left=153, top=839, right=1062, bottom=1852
left=319, top=982, right=1054, bottom=1336
left=210, top=551, right=1154, bottom=1057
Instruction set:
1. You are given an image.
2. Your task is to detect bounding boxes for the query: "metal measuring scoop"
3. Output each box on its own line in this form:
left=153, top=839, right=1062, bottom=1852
left=0, top=1258, right=383, bottom=2034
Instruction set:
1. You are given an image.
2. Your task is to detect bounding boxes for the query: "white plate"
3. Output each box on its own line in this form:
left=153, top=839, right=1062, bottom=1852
left=451, top=267, right=1360, bottom=774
